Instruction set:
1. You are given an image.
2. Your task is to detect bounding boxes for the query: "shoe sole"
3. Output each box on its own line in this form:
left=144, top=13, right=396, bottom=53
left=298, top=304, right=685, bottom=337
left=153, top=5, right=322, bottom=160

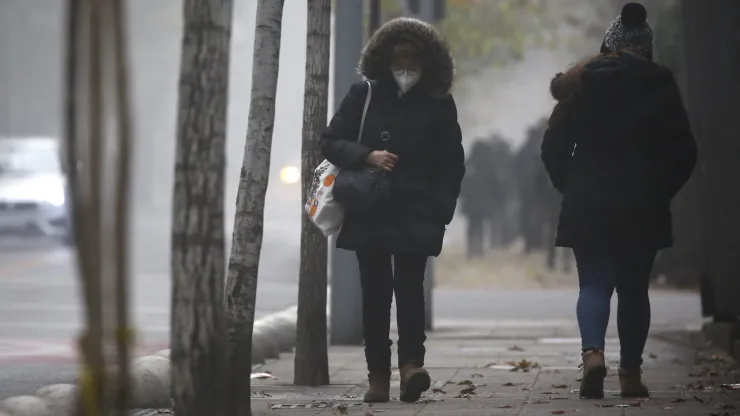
left=363, top=395, right=390, bottom=403
left=621, top=390, right=650, bottom=398
left=579, top=365, right=607, bottom=399
left=400, top=372, right=431, bottom=403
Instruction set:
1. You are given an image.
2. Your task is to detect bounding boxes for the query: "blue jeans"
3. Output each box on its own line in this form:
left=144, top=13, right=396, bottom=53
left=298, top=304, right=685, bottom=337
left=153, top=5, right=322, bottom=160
left=574, top=248, right=656, bottom=371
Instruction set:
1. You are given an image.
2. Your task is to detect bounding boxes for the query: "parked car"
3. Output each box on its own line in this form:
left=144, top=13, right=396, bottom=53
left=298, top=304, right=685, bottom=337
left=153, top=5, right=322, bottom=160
left=0, top=137, right=70, bottom=243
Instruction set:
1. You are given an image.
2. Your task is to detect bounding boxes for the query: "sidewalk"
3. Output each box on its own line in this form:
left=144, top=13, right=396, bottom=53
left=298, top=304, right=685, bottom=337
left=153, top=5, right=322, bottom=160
left=251, top=323, right=740, bottom=415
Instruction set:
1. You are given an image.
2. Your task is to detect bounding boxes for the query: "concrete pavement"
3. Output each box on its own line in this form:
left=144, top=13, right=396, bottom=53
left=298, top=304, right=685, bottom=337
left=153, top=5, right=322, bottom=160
left=251, top=323, right=740, bottom=415
left=0, top=233, right=707, bottom=406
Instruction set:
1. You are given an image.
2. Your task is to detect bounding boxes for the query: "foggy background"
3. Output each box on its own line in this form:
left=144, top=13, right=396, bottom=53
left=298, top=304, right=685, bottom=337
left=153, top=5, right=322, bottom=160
left=0, top=0, right=589, bottom=273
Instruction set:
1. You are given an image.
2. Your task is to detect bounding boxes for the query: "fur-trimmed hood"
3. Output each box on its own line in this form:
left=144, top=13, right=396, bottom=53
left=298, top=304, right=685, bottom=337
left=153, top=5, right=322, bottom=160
left=358, top=17, right=455, bottom=97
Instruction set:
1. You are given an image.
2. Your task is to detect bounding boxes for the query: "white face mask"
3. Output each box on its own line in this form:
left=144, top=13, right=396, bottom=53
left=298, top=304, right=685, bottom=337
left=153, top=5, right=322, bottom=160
left=391, top=69, right=421, bottom=94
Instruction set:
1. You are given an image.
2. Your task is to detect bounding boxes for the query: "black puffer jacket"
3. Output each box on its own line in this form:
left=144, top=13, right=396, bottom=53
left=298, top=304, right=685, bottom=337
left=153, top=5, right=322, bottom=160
left=541, top=52, right=697, bottom=251
left=319, top=18, right=465, bottom=257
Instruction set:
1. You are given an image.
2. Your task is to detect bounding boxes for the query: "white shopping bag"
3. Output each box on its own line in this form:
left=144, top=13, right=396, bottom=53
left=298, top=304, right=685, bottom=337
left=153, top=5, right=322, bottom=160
left=306, top=80, right=372, bottom=237
left=305, top=160, right=344, bottom=237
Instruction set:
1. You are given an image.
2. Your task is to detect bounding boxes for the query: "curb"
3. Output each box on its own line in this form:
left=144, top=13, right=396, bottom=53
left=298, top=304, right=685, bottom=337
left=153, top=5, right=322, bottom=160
left=0, top=306, right=301, bottom=414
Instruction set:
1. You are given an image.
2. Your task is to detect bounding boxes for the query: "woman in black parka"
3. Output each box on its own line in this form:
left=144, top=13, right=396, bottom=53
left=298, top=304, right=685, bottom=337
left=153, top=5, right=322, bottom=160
left=320, top=17, right=465, bottom=404
left=541, top=3, right=697, bottom=400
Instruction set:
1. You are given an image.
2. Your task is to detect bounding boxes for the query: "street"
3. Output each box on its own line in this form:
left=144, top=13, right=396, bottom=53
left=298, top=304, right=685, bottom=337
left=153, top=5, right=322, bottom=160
left=0, top=228, right=703, bottom=400
left=0, top=218, right=301, bottom=399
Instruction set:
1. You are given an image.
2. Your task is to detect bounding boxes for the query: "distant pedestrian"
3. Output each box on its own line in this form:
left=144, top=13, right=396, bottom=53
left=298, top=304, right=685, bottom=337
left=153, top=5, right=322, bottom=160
left=319, top=17, right=464, bottom=404
left=460, top=139, right=497, bottom=259
left=486, top=135, right=515, bottom=249
left=542, top=2, right=697, bottom=400
left=517, top=122, right=548, bottom=253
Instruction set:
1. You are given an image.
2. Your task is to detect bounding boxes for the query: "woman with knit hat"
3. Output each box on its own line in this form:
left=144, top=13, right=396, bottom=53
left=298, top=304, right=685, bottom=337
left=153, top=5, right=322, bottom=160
left=541, top=3, right=697, bottom=399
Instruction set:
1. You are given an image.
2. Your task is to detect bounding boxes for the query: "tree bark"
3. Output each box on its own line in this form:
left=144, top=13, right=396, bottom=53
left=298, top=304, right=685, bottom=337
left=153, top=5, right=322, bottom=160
left=224, top=0, right=284, bottom=413
left=170, top=0, right=232, bottom=414
left=294, top=0, right=331, bottom=387
left=110, top=0, right=134, bottom=412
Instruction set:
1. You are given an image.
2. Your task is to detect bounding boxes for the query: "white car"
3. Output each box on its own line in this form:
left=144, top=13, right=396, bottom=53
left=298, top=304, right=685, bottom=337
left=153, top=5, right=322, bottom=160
left=0, top=137, right=70, bottom=243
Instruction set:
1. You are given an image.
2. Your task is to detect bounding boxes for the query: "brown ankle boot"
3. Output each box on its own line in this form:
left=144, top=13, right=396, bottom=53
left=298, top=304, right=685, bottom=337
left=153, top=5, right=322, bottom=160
left=399, top=365, right=431, bottom=403
left=363, top=372, right=390, bottom=403
left=619, top=368, right=649, bottom=398
left=579, top=349, right=607, bottom=399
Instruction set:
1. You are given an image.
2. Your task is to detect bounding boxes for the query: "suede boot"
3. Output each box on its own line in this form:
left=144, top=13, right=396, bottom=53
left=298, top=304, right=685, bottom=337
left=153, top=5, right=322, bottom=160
left=363, top=372, right=390, bottom=403
left=399, top=364, right=431, bottom=403
left=619, top=367, right=649, bottom=398
left=579, top=349, right=607, bottom=399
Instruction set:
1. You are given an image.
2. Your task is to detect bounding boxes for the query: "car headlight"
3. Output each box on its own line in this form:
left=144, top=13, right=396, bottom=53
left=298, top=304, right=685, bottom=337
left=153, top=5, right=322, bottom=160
left=35, top=183, right=65, bottom=207
left=45, top=188, right=65, bottom=207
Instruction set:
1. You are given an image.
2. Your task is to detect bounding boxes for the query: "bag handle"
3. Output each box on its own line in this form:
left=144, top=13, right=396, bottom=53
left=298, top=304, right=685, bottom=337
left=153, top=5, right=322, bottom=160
left=357, top=80, right=372, bottom=143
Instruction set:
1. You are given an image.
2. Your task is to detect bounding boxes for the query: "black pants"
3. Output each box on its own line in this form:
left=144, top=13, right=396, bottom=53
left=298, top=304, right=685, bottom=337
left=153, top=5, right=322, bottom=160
left=357, top=251, right=428, bottom=375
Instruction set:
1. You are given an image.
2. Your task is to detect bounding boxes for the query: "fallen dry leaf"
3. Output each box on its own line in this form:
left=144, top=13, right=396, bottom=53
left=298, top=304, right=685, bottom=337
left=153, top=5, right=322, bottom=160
left=432, top=388, right=447, bottom=394
left=508, top=345, right=525, bottom=351
left=694, top=395, right=706, bottom=403
left=457, top=380, right=474, bottom=386
left=460, top=386, right=477, bottom=395
left=715, top=404, right=738, bottom=410
left=649, top=352, right=658, bottom=359
left=498, top=405, right=513, bottom=408
left=596, top=404, right=615, bottom=408
left=552, top=384, right=568, bottom=389
left=507, top=359, right=540, bottom=372
left=551, top=411, right=567, bottom=415
left=502, top=382, right=521, bottom=387
left=670, top=398, right=686, bottom=403
left=471, top=373, right=484, bottom=378
left=687, top=381, right=709, bottom=390
left=333, top=404, right=349, bottom=415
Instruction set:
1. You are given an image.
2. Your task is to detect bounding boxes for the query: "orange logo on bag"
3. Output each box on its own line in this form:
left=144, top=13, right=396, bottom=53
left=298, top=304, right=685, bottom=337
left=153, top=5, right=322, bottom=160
left=323, top=174, right=336, bottom=187
left=308, top=198, right=319, bottom=217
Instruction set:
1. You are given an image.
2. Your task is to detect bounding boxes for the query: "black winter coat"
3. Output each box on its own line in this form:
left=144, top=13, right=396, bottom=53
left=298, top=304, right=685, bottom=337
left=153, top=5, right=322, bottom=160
left=542, top=53, right=697, bottom=251
left=320, top=80, right=465, bottom=256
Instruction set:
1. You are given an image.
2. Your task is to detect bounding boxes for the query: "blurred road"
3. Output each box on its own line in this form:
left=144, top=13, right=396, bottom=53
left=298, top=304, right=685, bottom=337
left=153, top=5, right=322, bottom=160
left=0, top=222, right=301, bottom=399
left=0, top=232, right=703, bottom=399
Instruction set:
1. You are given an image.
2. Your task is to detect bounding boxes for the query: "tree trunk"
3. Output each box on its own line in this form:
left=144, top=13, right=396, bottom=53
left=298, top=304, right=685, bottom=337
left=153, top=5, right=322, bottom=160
left=224, top=0, right=284, bottom=413
left=294, top=0, right=331, bottom=387
left=110, top=0, right=134, bottom=412
left=170, top=0, right=232, bottom=414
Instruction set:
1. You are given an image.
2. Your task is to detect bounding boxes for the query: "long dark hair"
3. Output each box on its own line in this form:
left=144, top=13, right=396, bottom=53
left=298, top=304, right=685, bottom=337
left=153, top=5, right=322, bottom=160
left=548, top=48, right=649, bottom=129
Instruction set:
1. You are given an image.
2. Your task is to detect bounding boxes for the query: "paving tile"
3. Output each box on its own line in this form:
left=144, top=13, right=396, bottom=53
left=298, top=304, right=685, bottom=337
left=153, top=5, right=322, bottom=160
left=254, top=327, right=740, bottom=416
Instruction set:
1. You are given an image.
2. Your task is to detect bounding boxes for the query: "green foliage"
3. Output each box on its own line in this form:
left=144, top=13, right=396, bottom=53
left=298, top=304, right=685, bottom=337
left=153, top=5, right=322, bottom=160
left=364, top=0, right=679, bottom=78
left=436, top=0, right=556, bottom=76
left=370, top=0, right=617, bottom=78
